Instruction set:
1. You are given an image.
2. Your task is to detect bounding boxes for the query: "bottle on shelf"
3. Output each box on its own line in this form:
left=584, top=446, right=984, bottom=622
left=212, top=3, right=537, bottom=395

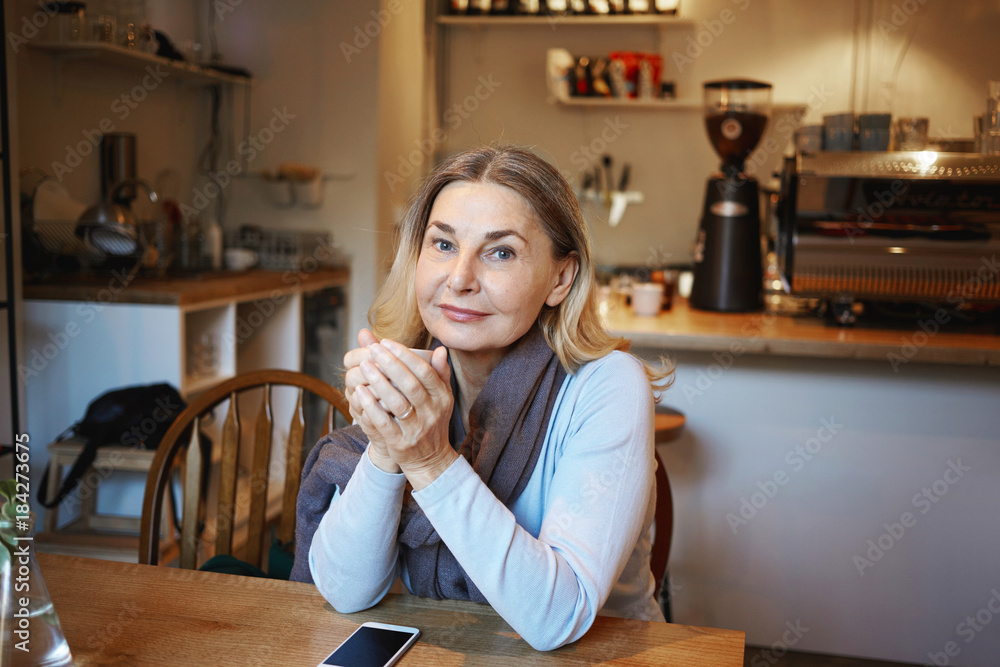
left=202, top=215, right=223, bottom=271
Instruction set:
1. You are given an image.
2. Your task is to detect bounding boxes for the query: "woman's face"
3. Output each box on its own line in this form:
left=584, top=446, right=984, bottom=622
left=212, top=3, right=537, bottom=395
left=415, top=181, right=577, bottom=365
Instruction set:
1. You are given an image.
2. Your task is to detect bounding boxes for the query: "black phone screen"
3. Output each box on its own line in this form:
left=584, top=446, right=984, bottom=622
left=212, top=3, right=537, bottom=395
left=321, top=626, right=416, bottom=667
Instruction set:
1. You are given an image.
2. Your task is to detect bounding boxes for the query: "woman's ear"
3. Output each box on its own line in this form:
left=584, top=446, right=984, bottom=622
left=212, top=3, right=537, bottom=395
left=545, top=254, right=579, bottom=307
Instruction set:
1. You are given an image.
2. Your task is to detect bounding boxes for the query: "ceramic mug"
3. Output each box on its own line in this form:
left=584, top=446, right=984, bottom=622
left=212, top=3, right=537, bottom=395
left=224, top=247, right=258, bottom=271
left=631, top=282, right=664, bottom=317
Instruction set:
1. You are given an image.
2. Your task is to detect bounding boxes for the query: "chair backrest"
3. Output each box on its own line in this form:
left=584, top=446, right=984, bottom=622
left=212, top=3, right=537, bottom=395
left=619, top=339, right=677, bottom=595
left=139, top=369, right=351, bottom=569
left=650, top=449, right=673, bottom=595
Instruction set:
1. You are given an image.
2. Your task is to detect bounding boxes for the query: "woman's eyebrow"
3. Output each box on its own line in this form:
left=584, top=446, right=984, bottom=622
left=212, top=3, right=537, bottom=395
left=428, top=221, right=526, bottom=244
left=483, top=229, right=526, bottom=243
left=428, top=221, right=454, bottom=235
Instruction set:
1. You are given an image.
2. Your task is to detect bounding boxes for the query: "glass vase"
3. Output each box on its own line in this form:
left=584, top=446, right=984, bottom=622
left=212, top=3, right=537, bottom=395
left=1, top=514, right=73, bottom=667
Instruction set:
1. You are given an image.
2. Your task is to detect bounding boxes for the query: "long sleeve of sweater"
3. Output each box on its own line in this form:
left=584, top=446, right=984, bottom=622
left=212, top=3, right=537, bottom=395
left=308, top=448, right=406, bottom=612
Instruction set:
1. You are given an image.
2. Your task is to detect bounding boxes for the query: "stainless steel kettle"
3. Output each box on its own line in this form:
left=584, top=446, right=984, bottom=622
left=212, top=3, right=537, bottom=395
left=77, top=179, right=158, bottom=257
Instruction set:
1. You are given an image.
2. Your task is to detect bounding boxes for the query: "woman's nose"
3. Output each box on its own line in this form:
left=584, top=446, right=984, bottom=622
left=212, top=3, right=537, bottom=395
left=446, top=252, right=478, bottom=293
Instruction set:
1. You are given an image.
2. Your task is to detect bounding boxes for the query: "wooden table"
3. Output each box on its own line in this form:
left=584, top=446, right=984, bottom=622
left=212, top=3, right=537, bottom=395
left=40, top=554, right=745, bottom=666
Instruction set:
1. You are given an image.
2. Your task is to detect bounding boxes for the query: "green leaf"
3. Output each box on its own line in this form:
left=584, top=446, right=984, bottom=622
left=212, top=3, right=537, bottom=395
left=0, top=479, right=16, bottom=504
left=0, top=539, right=10, bottom=573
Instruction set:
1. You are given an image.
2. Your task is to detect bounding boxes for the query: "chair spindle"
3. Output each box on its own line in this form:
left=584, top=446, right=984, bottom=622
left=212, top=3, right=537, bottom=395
left=215, top=392, right=241, bottom=558
left=180, top=417, right=203, bottom=570
left=246, top=384, right=273, bottom=568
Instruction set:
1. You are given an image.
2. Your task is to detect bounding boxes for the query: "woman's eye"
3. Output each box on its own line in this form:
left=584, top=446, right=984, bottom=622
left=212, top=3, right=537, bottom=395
left=490, top=247, right=514, bottom=261
left=433, top=239, right=454, bottom=252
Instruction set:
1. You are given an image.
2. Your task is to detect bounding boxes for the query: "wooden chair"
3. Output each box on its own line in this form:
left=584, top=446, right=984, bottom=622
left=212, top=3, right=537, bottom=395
left=651, top=406, right=685, bottom=622
left=139, top=370, right=351, bottom=569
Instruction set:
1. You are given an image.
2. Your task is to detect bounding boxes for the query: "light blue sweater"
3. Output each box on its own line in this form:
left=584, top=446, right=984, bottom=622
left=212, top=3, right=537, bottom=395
left=308, top=351, right=664, bottom=651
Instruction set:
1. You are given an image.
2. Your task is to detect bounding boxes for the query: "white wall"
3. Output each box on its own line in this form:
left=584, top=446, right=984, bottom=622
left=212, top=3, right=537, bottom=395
left=438, top=0, right=1000, bottom=269
left=643, top=349, right=1000, bottom=665
left=210, top=0, right=383, bottom=340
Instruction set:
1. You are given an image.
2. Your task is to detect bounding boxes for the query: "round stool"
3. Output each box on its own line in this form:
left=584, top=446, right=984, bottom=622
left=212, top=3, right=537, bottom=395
left=654, top=407, right=686, bottom=444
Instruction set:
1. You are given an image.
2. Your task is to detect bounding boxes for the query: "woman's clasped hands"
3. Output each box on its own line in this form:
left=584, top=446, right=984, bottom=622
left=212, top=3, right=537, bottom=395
left=344, top=329, right=458, bottom=490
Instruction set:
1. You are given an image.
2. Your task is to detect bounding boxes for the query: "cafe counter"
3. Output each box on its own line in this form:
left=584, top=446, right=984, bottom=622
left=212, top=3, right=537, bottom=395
left=605, top=298, right=1000, bottom=664
left=602, top=297, right=1000, bottom=367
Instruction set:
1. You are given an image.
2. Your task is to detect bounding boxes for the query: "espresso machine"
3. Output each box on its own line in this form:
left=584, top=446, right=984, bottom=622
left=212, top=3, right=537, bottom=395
left=690, top=79, right=773, bottom=311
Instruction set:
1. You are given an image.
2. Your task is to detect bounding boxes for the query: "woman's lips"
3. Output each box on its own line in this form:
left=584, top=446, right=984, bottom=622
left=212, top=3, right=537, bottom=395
left=439, top=304, right=489, bottom=322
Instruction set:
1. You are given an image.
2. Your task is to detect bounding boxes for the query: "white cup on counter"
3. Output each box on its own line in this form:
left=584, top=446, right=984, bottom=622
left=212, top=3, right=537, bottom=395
left=224, top=247, right=258, bottom=271
left=631, top=282, right=664, bottom=317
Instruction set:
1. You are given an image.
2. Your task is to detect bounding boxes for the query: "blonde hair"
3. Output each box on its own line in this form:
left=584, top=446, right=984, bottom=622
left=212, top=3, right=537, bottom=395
left=369, top=144, right=672, bottom=391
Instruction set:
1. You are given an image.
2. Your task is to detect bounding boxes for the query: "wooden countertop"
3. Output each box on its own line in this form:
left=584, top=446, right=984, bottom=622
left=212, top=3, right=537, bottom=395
left=604, top=298, right=1000, bottom=367
left=23, top=267, right=349, bottom=308
left=40, top=553, right=745, bottom=666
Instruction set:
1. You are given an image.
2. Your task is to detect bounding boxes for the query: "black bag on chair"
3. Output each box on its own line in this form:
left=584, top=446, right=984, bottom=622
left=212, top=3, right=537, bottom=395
left=38, top=383, right=187, bottom=509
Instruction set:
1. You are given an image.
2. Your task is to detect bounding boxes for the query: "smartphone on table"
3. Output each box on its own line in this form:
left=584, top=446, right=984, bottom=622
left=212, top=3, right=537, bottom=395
left=317, top=622, right=420, bottom=667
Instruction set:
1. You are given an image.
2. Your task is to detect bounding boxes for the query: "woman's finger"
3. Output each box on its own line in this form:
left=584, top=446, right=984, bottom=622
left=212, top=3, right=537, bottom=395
left=352, top=384, right=398, bottom=434
left=375, top=340, right=448, bottom=399
left=359, top=360, right=412, bottom=419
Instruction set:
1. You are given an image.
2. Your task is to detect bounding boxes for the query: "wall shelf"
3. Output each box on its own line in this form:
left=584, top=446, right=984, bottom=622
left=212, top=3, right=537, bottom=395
left=30, top=42, right=251, bottom=86
left=552, top=96, right=699, bottom=109
left=437, top=14, right=690, bottom=27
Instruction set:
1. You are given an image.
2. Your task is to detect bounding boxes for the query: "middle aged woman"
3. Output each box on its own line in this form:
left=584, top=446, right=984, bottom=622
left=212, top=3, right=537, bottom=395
left=291, top=144, right=671, bottom=651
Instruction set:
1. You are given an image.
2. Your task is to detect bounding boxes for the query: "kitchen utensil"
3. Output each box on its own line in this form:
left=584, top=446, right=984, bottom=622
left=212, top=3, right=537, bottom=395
left=602, top=155, right=614, bottom=195
left=608, top=190, right=643, bottom=226
left=618, top=163, right=631, bottom=191
left=690, top=79, right=772, bottom=312
left=101, top=133, right=137, bottom=204
left=77, top=179, right=157, bottom=257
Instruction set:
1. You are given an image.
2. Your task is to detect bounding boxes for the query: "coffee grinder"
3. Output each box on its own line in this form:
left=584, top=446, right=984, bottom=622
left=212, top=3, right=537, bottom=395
left=690, top=79, right=772, bottom=311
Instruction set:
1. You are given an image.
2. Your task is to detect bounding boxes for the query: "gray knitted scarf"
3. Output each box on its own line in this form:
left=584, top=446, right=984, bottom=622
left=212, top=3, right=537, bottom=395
left=290, top=326, right=567, bottom=603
